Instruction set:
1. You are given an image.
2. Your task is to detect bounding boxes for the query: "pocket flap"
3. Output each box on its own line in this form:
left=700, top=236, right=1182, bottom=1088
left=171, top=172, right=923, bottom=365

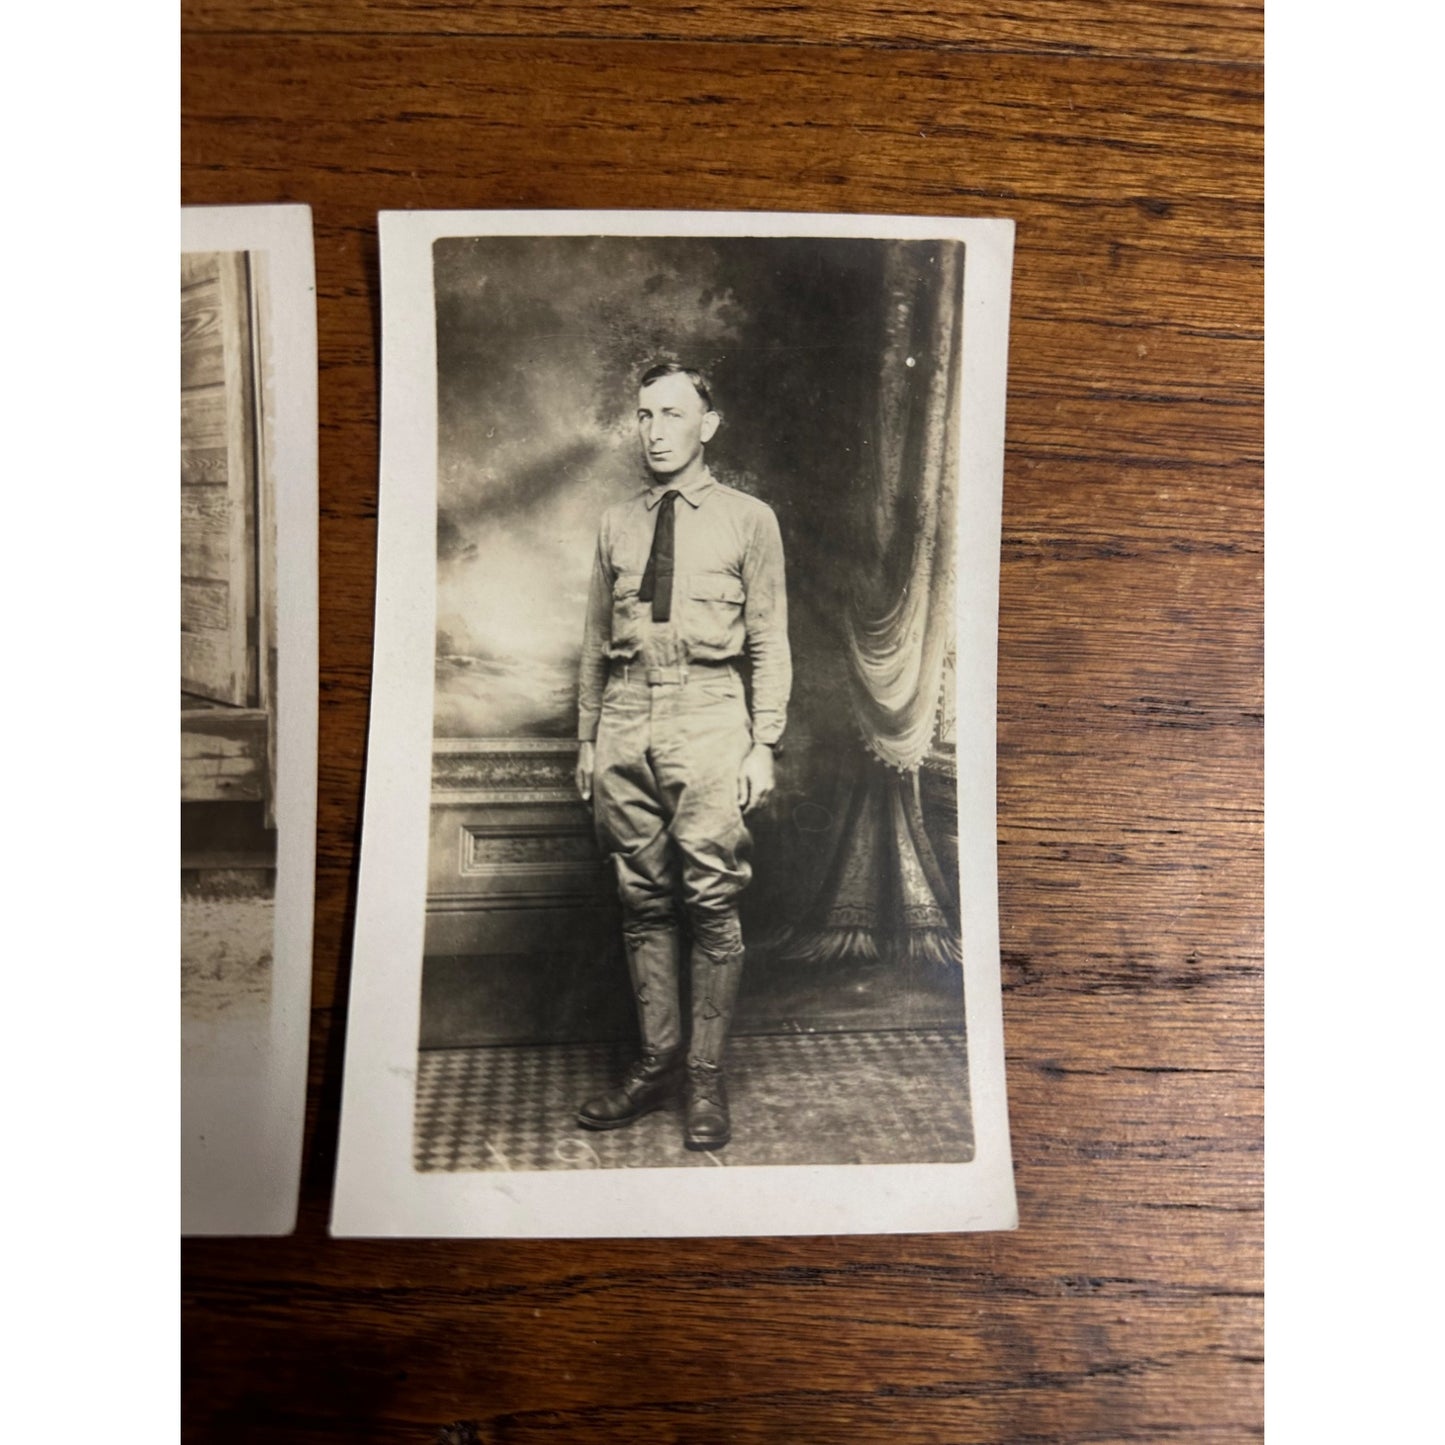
left=688, top=573, right=745, bottom=605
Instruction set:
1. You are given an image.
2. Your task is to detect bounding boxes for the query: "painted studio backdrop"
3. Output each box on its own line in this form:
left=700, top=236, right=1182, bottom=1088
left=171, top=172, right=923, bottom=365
left=419, top=234, right=972, bottom=1169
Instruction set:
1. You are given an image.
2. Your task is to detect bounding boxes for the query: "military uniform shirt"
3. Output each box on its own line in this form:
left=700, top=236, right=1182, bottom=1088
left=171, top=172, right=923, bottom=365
left=577, top=468, right=791, bottom=748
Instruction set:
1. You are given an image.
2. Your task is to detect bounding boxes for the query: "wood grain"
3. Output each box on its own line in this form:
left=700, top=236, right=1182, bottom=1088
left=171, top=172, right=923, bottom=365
left=182, top=4, right=1261, bottom=1440
left=182, top=0, right=1263, bottom=65
left=180, top=709, right=269, bottom=802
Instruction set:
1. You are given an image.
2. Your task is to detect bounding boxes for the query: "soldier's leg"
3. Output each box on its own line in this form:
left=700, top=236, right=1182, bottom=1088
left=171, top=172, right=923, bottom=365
left=577, top=674, right=684, bottom=1131
left=651, top=670, right=754, bottom=1150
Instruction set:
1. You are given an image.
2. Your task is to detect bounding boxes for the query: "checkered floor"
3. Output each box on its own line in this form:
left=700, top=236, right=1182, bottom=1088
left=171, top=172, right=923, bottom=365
left=414, top=1029, right=973, bottom=1172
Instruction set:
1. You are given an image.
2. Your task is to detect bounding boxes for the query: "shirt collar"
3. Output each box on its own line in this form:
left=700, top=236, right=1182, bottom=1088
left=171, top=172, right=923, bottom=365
left=643, top=467, right=716, bottom=511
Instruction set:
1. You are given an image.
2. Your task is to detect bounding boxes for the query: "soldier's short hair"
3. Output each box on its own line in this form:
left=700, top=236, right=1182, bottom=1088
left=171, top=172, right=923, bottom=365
left=639, top=361, right=715, bottom=412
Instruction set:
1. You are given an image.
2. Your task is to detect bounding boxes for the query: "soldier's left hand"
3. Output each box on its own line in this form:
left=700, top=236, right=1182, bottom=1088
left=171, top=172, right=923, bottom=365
left=737, top=743, right=776, bottom=814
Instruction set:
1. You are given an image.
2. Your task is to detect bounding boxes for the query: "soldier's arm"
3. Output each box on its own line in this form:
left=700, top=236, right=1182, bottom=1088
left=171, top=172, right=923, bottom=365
left=576, top=524, right=613, bottom=800
left=740, top=503, right=791, bottom=751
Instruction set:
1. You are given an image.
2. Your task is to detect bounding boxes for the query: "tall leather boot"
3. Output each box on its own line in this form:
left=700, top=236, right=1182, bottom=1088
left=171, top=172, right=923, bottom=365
left=577, top=926, right=684, bottom=1130
left=684, top=943, right=745, bottom=1150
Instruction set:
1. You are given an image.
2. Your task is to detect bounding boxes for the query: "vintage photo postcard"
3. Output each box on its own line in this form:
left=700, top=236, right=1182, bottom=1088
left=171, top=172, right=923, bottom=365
left=333, top=210, right=1015, bottom=1237
left=182, top=205, right=318, bottom=1235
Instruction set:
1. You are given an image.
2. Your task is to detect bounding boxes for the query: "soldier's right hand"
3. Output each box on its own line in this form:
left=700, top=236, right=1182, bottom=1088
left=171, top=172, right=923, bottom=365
left=575, top=741, right=596, bottom=804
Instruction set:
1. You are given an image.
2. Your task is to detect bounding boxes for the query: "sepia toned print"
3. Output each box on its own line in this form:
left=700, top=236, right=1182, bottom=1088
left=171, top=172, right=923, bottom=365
left=333, top=210, right=1015, bottom=1237
left=181, top=206, right=318, bottom=1237
left=418, top=235, right=972, bottom=1173
left=181, top=249, right=278, bottom=1025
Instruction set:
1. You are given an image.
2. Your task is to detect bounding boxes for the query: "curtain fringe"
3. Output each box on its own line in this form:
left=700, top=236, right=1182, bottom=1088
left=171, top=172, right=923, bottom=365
left=774, top=925, right=961, bottom=969
left=780, top=928, right=881, bottom=965
left=904, top=926, right=962, bottom=969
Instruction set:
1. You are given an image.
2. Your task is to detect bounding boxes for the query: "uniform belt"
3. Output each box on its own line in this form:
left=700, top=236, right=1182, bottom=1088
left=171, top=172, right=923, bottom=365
left=611, top=658, right=735, bottom=687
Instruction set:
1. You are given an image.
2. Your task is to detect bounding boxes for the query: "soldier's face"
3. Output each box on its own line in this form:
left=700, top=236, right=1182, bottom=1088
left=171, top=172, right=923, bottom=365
left=637, top=373, right=718, bottom=477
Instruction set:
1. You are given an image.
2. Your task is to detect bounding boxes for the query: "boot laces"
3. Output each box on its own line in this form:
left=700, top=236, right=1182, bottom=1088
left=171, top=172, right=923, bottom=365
left=688, top=1062, right=724, bottom=1106
left=626, top=1053, right=674, bottom=1087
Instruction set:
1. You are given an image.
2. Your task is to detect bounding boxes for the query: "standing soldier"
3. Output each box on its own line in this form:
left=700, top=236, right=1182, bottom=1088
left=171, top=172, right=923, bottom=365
left=574, top=362, right=791, bottom=1151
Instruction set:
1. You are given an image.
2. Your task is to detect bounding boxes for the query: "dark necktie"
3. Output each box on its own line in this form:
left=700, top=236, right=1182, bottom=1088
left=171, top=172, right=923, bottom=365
left=637, top=489, right=679, bottom=622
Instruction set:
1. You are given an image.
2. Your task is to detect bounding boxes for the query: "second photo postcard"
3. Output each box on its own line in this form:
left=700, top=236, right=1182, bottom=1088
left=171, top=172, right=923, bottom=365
left=333, top=209, right=1015, bottom=1237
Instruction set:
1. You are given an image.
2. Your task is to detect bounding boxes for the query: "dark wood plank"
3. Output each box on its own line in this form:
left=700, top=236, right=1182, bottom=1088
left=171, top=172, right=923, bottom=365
left=182, top=15, right=1261, bottom=1445
left=182, top=0, right=1264, bottom=65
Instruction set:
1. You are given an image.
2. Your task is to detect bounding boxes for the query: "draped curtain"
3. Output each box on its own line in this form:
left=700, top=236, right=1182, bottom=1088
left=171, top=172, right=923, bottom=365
left=779, top=241, right=964, bottom=968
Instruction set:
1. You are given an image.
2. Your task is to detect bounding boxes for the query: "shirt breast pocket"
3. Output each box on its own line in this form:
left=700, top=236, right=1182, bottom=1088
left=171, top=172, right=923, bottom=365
left=686, top=573, right=745, bottom=654
left=609, top=573, right=645, bottom=654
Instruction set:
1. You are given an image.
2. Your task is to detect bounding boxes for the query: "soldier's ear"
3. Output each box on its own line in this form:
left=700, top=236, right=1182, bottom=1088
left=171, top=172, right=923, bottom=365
left=700, top=410, right=721, bottom=444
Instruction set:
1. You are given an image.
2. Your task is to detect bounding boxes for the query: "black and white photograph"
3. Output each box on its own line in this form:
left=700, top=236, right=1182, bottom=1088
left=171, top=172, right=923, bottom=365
left=181, top=247, right=277, bottom=1022
left=181, top=206, right=318, bottom=1236
left=334, top=211, right=1015, bottom=1237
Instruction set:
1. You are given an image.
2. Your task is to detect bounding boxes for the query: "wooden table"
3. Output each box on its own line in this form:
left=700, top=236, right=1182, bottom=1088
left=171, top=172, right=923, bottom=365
left=182, top=4, right=1262, bottom=1439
